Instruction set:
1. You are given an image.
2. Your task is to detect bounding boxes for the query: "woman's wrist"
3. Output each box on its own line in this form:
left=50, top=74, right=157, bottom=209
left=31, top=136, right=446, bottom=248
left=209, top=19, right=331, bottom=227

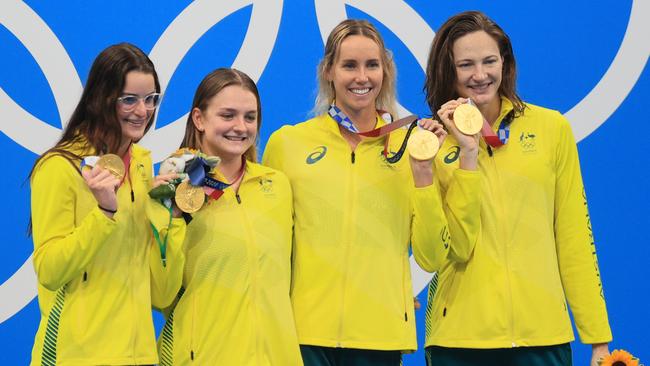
left=98, top=204, right=117, bottom=218
left=459, top=147, right=479, bottom=171
left=410, top=160, right=434, bottom=187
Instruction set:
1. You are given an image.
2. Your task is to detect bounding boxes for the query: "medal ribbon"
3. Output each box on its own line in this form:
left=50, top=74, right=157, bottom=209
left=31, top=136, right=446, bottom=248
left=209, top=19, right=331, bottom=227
left=185, top=156, right=246, bottom=201
left=467, top=100, right=513, bottom=148
left=327, top=104, right=419, bottom=162
left=121, top=145, right=132, bottom=186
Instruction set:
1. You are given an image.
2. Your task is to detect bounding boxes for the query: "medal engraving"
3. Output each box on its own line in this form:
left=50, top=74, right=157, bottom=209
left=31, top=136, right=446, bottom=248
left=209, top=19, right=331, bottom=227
left=453, top=103, right=483, bottom=135
left=175, top=181, right=205, bottom=213
left=96, top=154, right=126, bottom=180
left=407, top=129, right=440, bottom=160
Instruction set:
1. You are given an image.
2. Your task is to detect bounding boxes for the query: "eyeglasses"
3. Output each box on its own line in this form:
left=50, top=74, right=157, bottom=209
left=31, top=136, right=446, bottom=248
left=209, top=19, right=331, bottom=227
left=117, top=93, right=162, bottom=112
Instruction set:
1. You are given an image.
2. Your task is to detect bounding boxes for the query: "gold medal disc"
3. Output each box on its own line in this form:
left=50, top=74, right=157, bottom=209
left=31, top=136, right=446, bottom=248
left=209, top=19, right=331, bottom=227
left=175, top=181, right=205, bottom=213
left=97, top=154, right=126, bottom=180
left=453, top=103, right=484, bottom=135
left=407, top=129, right=440, bottom=160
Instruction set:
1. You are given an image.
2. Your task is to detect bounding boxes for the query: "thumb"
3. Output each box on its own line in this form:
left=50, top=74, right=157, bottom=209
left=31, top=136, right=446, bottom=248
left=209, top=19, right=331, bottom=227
left=81, top=167, right=93, bottom=181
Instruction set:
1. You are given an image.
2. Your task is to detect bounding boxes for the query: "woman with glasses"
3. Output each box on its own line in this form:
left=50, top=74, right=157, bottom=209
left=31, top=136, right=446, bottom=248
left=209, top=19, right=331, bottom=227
left=153, top=68, right=302, bottom=365
left=263, top=19, right=479, bottom=366
left=29, top=43, right=186, bottom=366
left=422, top=11, right=611, bottom=366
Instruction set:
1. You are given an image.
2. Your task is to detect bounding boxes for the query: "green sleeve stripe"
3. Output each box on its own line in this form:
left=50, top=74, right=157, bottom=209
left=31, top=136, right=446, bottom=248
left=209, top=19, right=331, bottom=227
left=159, top=286, right=185, bottom=366
left=424, top=273, right=439, bottom=341
left=41, top=285, right=68, bottom=366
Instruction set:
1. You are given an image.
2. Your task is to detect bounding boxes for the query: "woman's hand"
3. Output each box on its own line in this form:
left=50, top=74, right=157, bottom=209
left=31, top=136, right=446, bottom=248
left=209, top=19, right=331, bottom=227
left=437, top=98, right=480, bottom=170
left=590, top=343, right=609, bottom=366
left=82, top=165, right=120, bottom=218
left=418, top=118, right=448, bottom=148
left=408, top=118, right=446, bottom=188
left=153, top=173, right=184, bottom=218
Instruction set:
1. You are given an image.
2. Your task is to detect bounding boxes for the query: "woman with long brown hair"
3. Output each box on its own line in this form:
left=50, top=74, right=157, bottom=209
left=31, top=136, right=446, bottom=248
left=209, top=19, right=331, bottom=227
left=29, top=43, right=186, bottom=366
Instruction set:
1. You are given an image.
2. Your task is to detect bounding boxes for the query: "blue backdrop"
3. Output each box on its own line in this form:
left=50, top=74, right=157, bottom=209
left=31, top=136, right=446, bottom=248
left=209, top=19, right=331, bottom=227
left=1, top=1, right=648, bottom=365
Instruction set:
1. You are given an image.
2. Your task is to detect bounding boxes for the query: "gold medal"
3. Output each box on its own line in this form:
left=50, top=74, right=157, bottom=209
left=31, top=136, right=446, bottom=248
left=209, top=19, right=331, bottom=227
left=407, top=129, right=440, bottom=160
left=175, top=181, right=205, bottom=213
left=453, top=103, right=483, bottom=135
left=96, top=154, right=125, bottom=180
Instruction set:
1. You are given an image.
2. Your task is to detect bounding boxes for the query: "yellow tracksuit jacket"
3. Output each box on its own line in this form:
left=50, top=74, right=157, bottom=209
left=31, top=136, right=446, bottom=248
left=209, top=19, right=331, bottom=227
left=263, top=113, right=479, bottom=352
left=30, top=141, right=186, bottom=366
left=425, top=97, right=612, bottom=348
left=154, top=161, right=303, bottom=366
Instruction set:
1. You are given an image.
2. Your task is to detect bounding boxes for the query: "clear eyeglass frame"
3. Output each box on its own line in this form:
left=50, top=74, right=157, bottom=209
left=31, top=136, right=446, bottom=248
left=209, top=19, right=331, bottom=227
left=117, top=92, right=162, bottom=112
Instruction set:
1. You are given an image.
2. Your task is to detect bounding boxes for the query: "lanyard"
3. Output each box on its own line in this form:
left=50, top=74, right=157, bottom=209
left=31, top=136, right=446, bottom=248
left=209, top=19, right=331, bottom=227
left=202, top=159, right=246, bottom=201
left=480, top=110, right=514, bottom=148
left=327, top=104, right=418, bottom=163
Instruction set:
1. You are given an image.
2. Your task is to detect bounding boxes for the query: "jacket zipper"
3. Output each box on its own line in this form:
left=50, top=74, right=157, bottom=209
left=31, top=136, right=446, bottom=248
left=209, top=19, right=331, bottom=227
left=337, top=146, right=357, bottom=346
left=235, top=180, right=262, bottom=362
left=485, top=142, right=517, bottom=347
left=190, top=294, right=196, bottom=361
left=126, top=165, right=139, bottom=361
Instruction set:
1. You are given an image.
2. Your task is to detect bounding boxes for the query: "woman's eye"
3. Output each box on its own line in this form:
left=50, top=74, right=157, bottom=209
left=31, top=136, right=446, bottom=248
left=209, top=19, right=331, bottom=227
left=121, top=96, right=138, bottom=105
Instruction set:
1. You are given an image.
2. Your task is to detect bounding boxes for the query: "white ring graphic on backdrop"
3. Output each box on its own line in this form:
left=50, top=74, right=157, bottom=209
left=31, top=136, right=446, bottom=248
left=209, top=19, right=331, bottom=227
left=314, top=0, right=649, bottom=295
left=0, top=0, right=282, bottom=323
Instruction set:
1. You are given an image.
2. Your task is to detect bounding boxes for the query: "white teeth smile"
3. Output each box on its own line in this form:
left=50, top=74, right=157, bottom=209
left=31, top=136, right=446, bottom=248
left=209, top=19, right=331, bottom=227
left=350, top=88, right=370, bottom=95
left=469, top=83, right=490, bottom=91
left=225, top=136, right=247, bottom=141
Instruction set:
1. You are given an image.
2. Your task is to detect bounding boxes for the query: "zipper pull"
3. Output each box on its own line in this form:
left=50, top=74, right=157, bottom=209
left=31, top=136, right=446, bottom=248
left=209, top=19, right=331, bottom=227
left=351, top=151, right=356, bottom=164
left=487, top=145, right=493, bottom=157
left=130, top=189, right=135, bottom=202
left=235, top=193, right=242, bottom=204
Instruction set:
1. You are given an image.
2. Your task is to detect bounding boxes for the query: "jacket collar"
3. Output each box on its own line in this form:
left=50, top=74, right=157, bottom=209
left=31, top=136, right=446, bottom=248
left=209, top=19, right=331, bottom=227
left=320, top=112, right=390, bottom=142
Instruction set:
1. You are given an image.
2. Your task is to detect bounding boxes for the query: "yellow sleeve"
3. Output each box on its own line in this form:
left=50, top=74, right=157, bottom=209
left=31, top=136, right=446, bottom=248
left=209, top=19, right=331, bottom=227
left=31, top=155, right=117, bottom=291
left=443, top=169, right=481, bottom=263
left=262, top=129, right=285, bottom=171
left=148, top=197, right=187, bottom=310
left=553, top=114, right=612, bottom=343
left=410, top=182, right=450, bottom=273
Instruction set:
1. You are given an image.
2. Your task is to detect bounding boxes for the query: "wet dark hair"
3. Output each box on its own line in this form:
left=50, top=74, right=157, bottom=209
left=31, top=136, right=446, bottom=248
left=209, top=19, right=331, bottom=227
left=424, top=11, right=524, bottom=116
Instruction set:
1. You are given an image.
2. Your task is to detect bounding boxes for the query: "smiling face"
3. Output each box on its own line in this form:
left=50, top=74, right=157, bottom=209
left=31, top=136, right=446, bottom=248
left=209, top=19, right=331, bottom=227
left=192, top=85, right=258, bottom=162
left=327, top=35, right=383, bottom=117
left=116, top=71, right=156, bottom=147
left=452, top=30, right=503, bottom=112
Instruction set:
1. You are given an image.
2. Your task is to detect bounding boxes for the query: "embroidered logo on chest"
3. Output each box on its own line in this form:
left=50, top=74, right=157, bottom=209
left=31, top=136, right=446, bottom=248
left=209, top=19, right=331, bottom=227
left=519, top=132, right=537, bottom=153
left=259, top=178, right=274, bottom=194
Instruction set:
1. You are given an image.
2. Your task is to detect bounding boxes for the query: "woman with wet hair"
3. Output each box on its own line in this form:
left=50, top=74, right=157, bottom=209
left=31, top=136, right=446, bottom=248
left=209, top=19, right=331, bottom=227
left=29, top=43, right=186, bottom=365
left=423, top=10, right=612, bottom=366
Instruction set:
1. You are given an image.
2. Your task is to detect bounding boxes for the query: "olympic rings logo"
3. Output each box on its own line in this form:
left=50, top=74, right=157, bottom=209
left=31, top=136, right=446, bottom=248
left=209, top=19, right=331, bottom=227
left=1, top=0, right=648, bottom=323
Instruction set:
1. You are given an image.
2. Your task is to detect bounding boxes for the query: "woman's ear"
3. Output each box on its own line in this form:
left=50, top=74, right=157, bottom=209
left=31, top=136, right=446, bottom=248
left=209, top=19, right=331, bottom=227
left=191, top=108, right=205, bottom=132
